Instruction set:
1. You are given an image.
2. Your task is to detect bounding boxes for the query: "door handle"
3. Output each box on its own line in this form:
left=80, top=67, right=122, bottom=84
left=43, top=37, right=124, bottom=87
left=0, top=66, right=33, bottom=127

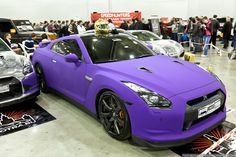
left=52, top=59, right=57, bottom=63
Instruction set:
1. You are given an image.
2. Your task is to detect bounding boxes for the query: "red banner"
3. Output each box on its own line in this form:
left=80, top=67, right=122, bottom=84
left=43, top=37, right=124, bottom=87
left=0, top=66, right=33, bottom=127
left=91, top=12, right=142, bottom=27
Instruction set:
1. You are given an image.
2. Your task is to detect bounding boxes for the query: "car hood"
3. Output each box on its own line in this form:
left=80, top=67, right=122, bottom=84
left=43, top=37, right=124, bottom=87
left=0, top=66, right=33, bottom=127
left=97, top=55, right=217, bottom=98
left=0, top=51, right=25, bottom=78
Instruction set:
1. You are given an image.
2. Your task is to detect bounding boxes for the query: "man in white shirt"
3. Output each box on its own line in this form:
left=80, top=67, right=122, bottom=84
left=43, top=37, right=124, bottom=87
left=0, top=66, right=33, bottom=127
left=77, top=20, right=86, bottom=34
left=108, top=19, right=115, bottom=30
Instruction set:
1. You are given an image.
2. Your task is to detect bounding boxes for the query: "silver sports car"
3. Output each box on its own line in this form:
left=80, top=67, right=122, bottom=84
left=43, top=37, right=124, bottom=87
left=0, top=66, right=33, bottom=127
left=0, top=38, right=39, bottom=107
left=127, top=30, right=185, bottom=58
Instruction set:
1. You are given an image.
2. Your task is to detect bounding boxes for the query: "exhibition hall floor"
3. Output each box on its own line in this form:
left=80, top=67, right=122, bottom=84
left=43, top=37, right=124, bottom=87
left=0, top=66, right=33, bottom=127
left=0, top=48, right=235, bottom=157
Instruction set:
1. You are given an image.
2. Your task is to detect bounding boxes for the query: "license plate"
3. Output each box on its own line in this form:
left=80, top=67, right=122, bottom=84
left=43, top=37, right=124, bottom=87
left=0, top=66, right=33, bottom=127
left=0, top=85, right=9, bottom=93
left=198, top=100, right=221, bottom=118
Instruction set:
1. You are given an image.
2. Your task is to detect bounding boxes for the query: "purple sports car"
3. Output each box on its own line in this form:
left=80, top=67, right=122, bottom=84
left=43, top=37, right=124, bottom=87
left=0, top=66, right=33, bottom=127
left=0, top=38, right=39, bottom=107
left=32, top=33, right=226, bottom=148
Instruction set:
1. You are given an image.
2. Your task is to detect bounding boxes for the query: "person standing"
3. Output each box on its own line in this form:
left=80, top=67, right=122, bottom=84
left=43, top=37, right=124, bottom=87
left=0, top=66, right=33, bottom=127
left=77, top=20, right=86, bottom=34
left=202, top=17, right=212, bottom=57
left=120, top=20, right=128, bottom=30
left=108, top=19, right=115, bottom=30
left=128, top=19, right=136, bottom=30
left=211, top=15, right=220, bottom=48
left=134, top=18, right=143, bottom=30
left=233, top=22, right=236, bottom=49
left=192, top=18, right=202, bottom=53
left=68, top=20, right=78, bottom=35
left=222, top=17, right=232, bottom=49
left=3, top=33, right=12, bottom=47
left=47, top=20, right=55, bottom=33
left=171, top=20, right=178, bottom=42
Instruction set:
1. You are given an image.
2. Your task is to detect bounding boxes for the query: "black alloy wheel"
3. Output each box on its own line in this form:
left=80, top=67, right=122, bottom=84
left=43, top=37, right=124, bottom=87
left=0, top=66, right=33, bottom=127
left=35, top=64, right=48, bottom=93
left=98, top=91, right=131, bottom=140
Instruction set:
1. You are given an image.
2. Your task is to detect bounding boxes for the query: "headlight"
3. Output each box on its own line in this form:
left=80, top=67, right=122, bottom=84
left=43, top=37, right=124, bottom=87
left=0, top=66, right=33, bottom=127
left=123, top=82, right=172, bottom=109
left=23, top=60, right=33, bottom=75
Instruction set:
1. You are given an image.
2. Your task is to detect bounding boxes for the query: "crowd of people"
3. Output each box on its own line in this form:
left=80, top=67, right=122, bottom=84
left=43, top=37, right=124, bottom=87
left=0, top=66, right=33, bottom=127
left=165, top=15, right=235, bottom=56
left=32, top=18, right=153, bottom=37
left=2, top=15, right=236, bottom=57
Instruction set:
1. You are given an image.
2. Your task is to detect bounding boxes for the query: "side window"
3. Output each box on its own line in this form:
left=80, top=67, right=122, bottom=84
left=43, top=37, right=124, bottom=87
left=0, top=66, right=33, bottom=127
left=81, top=36, right=112, bottom=63
left=51, top=41, right=65, bottom=55
left=51, top=39, right=83, bottom=59
left=0, top=22, right=14, bottom=33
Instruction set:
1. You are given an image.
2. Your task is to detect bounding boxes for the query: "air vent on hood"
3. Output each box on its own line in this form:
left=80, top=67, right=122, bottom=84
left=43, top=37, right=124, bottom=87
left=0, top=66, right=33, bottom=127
left=138, top=67, right=153, bottom=73
left=173, top=60, right=184, bottom=65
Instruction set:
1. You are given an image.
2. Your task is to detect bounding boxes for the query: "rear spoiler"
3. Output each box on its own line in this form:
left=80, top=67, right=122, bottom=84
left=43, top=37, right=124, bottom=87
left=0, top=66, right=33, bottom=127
left=39, top=41, right=51, bottom=48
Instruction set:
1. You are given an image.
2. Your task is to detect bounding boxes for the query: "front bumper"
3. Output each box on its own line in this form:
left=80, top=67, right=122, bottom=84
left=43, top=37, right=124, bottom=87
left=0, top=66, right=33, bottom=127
left=131, top=116, right=225, bottom=148
left=0, top=73, right=40, bottom=108
left=124, top=81, right=226, bottom=148
left=0, top=90, right=40, bottom=108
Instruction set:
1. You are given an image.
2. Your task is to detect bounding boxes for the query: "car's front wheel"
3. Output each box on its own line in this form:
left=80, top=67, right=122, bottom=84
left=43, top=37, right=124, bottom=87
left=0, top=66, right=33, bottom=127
left=98, top=91, right=131, bottom=140
left=35, top=64, right=48, bottom=93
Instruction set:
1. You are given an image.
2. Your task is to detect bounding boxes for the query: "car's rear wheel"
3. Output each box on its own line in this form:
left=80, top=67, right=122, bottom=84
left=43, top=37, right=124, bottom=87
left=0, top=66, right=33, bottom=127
left=35, top=64, right=48, bottom=93
left=98, top=91, right=131, bottom=140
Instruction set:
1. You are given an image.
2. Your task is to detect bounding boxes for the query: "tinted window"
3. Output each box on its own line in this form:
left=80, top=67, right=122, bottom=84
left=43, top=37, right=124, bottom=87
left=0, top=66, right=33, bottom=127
left=0, top=22, right=14, bottom=33
left=81, top=36, right=113, bottom=63
left=113, top=37, right=153, bottom=61
left=51, top=39, right=82, bottom=58
left=81, top=35, right=154, bottom=63
left=132, top=31, right=160, bottom=41
left=0, top=39, right=10, bottom=52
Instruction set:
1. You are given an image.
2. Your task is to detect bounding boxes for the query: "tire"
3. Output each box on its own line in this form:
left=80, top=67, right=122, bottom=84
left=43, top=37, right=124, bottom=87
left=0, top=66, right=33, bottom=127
left=98, top=91, right=131, bottom=140
left=35, top=64, right=48, bottom=93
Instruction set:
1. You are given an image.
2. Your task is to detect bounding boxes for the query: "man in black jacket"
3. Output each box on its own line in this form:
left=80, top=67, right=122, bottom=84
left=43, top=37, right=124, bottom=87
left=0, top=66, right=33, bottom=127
left=222, top=17, right=232, bottom=48
left=211, top=15, right=220, bottom=48
left=134, top=18, right=143, bottom=30
left=120, top=20, right=128, bottom=30
left=233, top=23, right=236, bottom=49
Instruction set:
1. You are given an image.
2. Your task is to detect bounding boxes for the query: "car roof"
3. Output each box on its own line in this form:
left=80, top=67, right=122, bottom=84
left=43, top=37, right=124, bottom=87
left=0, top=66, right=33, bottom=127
left=78, top=32, right=131, bottom=38
left=127, top=30, right=150, bottom=33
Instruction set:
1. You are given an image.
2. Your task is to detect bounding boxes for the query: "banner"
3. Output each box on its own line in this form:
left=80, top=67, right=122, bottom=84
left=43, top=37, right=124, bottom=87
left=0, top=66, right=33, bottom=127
left=91, top=12, right=142, bottom=27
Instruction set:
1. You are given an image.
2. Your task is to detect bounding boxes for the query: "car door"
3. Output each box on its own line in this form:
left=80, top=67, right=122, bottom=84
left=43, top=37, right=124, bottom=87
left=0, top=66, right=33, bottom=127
left=50, top=38, right=89, bottom=104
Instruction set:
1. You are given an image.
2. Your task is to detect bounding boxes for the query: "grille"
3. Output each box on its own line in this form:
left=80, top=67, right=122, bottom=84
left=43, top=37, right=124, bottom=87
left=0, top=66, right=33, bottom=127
left=183, top=90, right=225, bottom=131
left=187, top=90, right=224, bottom=106
left=0, top=77, right=23, bottom=102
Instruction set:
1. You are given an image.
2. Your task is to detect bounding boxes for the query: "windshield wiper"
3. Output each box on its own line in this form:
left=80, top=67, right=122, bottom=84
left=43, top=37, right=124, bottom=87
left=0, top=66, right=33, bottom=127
left=135, top=54, right=153, bottom=59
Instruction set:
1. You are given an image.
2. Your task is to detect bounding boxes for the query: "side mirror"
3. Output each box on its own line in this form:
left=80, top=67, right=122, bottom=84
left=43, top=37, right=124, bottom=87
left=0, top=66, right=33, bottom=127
left=10, top=29, right=16, bottom=34
left=64, top=54, right=80, bottom=63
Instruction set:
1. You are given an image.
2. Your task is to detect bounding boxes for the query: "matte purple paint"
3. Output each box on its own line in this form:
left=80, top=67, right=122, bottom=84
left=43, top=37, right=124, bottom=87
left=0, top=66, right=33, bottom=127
left=32, top=35, right=226, bottom=146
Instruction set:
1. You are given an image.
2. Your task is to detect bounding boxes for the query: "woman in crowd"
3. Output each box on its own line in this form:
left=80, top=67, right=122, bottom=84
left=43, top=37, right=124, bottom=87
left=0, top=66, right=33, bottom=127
left=3, top=33, right=12, bottom=47
left=171, top=19, right=178, bottom=41
left=201, top=16, right=212, bottom=57
left=41, top=33, right=50, bottom=42
left=77, top=20, right=86, bottom=34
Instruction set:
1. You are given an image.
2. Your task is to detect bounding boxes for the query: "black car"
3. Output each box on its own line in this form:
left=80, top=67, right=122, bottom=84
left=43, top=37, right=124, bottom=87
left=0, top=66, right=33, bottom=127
left=0, top=18, right=57, bottom=43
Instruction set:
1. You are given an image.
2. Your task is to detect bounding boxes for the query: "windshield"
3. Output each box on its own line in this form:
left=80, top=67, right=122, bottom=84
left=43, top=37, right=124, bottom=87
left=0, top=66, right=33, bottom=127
left=13, top=20, right=34, bottom=32
left=131, top=31, right=160, bottom=41
left=0, top=39, right=11, bottom=52
left=81, top=35, right=154, bottom=63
